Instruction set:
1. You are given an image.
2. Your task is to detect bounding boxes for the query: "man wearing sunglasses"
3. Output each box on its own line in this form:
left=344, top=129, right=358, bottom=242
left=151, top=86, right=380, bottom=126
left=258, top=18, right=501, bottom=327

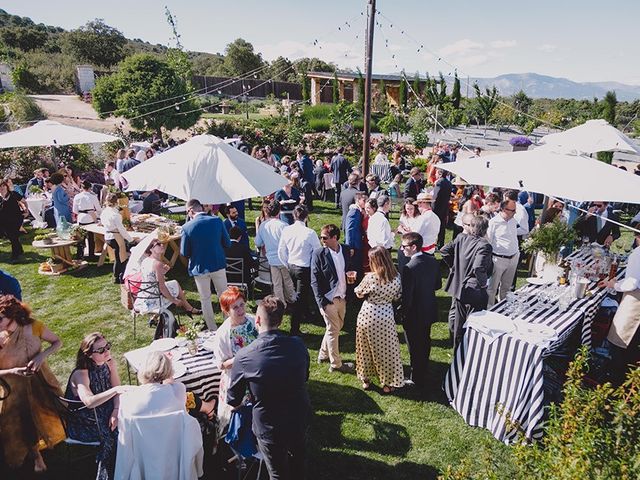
left=574, top=201, right=620, bottom=247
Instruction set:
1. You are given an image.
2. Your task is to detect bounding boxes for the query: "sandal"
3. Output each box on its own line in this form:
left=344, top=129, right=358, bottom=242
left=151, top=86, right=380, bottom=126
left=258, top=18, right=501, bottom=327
left=362, top=381, right=372, bottom=391
left=382, top=385, right=396, bottom=394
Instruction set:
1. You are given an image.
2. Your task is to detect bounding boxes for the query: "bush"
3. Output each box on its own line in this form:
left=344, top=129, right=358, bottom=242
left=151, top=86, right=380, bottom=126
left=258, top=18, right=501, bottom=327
left=302, top=104, right=335, bottom=120
left=307, top=118, right=331, bottom=132
left=4, top=93, right=46, bottom=124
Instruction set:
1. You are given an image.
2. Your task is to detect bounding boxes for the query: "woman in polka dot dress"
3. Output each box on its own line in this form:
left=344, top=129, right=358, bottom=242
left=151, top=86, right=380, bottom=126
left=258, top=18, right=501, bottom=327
left=354, top=246, right=404, bottom=393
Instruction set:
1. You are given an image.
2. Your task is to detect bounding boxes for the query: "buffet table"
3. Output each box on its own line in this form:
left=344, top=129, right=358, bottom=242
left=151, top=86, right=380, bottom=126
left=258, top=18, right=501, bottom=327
left=443, top=248, right=625, bottom=443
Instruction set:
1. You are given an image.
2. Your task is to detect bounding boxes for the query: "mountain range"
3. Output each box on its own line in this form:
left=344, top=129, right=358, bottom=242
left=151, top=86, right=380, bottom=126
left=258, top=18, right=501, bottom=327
left=458, top=73, right=640, bottom=101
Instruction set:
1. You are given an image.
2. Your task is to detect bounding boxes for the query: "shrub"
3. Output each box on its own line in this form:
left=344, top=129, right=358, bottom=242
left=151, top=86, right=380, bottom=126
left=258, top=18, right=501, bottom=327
left=5, top=93, right=46, bottom=124
left=307, top=118, right=331, bottom=132
left=302, top=104, right=335, bottom=120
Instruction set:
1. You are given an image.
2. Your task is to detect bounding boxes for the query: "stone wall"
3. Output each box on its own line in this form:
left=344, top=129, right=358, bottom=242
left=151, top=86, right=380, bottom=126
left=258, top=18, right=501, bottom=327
left=0, top=63, right=15, bottom=92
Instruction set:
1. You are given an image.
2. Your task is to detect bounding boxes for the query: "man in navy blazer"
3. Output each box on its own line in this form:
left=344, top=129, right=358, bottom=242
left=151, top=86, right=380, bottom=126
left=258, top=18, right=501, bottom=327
left=310, top=224, right=355, bottom=373
left=180, top=198, right=230, bottom=330
left=330, top=146, right=352, bottom=208
left=344, top=192, right=367, bottom=276
left=222, top=204, right=249, bottom=247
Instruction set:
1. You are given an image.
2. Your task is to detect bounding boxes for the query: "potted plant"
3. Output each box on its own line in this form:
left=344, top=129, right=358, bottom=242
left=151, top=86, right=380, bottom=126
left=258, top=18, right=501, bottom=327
left=176, top=318, right=204, bottom=355
left=509, top=136, right=533, bottom=152
left=523, top=219, right=577, bottom=278
left=69, top=225, right=86, bottom=242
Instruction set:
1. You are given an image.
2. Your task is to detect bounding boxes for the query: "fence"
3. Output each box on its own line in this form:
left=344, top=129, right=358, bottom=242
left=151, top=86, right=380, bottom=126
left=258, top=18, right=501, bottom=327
left=191, top=75, right=303, bottom=101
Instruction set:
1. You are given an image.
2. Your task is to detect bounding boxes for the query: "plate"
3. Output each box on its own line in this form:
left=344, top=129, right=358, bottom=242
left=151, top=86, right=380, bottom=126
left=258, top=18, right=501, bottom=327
left=526, top=277, right=553, bottom=286
left=172, top=360, right=187, bottom=379
left=148, top=338, right=178, bottom=352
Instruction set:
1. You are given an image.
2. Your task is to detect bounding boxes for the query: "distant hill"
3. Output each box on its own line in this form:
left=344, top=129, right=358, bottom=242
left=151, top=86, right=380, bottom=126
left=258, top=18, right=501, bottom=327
left=465, top=73, right=640, bottom=101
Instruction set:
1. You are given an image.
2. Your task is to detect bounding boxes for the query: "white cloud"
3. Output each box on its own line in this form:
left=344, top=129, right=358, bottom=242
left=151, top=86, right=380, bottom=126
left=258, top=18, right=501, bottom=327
left=438, top=39, right=484, bottom=57
left=538, top=44, right=557, bottom=53
left=490, top=40, right=517, bottom=49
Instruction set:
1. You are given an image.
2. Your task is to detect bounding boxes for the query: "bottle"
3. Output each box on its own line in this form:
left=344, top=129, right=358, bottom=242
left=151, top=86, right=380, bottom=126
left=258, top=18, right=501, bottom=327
left=609, top=256, right=618, bottom=280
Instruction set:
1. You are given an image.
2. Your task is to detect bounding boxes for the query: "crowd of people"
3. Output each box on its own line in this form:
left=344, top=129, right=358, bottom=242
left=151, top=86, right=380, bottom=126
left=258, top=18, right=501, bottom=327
left=1, top=136, right=639, bottom=479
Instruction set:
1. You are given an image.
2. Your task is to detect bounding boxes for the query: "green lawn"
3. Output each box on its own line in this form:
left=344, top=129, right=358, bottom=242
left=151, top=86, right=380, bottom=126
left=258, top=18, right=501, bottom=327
left=0, top=199, right=519, bottom=479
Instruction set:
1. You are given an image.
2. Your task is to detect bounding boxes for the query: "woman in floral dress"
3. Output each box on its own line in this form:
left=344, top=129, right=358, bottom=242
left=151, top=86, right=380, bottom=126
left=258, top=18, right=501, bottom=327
left=211, top=287, right=258, bottom=436
left=354, top=247, right=404, bottom=393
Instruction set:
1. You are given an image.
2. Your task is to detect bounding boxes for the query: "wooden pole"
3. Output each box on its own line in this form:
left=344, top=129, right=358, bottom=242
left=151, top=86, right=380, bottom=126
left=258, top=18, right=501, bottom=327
left=362, top=0, right=376, bottom=176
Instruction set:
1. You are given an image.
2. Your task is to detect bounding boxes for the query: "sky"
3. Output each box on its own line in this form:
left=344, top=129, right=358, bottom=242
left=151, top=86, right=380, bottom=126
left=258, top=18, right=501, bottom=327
left=3, top=0, right=639, bottom=85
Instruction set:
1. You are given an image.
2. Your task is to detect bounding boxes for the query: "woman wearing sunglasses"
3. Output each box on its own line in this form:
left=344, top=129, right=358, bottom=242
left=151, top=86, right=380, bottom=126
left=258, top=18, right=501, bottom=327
left=65, top=332, right=130, bottom=480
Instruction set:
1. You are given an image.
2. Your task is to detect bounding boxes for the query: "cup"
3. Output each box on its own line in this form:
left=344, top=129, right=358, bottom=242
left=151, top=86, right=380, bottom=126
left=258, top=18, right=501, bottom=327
left=573, top=278, right=590, bottom=299
left=346, top=271, right=357, bottom=285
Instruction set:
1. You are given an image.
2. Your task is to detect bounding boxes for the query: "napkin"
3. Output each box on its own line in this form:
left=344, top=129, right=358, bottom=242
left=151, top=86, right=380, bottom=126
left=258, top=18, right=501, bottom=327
left=511, top=320, right=558, bottom=348
left=464, top=311, right=515, bottom=344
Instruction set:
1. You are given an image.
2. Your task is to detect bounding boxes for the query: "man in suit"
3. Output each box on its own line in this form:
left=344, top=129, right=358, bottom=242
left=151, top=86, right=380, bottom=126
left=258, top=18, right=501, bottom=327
left=330, top=146, right=352, bottom=208
left=228, top=295, right=311, bottom=480
left=574, top=201, right=621, bottom=247
left=311, top=224, right=354, bottom=373
left=431, top=168, right=453, bottom=247
left=344, top=192, right=367, bottom=276
left=181, top=198, right=231, bottom=330
left=222, top=204, right=249, bottom=247
left=440, top=214, right=493, bottom=348
left=400, top=232, right=442, bottom=391
left=297, top=149, right=315, bottom=211
left=404, top=167, right=423, bottom=200
left=225, top=226, right=257, bottom=286
left=340, top=173, right=362, bottom=230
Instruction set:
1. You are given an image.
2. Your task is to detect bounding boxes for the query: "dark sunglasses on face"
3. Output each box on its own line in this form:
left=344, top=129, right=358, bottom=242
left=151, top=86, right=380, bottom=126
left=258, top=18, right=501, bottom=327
left=92, top=342, right=112, bottom=354
left=401, top=243, right=414, bottom=250
left=320, top=235, right=330, bottom=240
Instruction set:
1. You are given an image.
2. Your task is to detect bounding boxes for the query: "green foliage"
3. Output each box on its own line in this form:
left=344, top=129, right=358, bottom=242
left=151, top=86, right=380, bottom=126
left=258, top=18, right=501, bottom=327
left=65, top=19, right=126, bottom=68
left=301, top=71, right=310, bottom=102
left=399, top=77, right=408, bottom=109
left=513, top=347, right=640, bottom=480
left=268, top=56, right=294, bottom=81
left=92, top=53, right=200, bottom=134
left=601, top=90, right=617, bottom=125
left=424, top=72, right=449, bottom=108
left=356, top=70, right=365, bottom=113
left=11, top=62, right=38, bottom=93
left=378, top=109, right=409, bottom=138
left=332, top=71, right=339, bottom=104
left=219, top=38, right=264, bottom=77
left=3, top=92, right=46, bottom=123
left=522, top=218, right=577, bottom=258
left=164, top=7, right=192, bottom=84
left=409, top=109, right=431, bottom=149
left=328, top=100, right=360, bottom=151
left=451, top=72, right=461, bottom=110
left=512, top=89, right=533, bottom=127
left=412, top=71, right=421, bottom=97
left=12, top=51, right=76, bottom=93
left=0, top=26, right=48, bottom=51
left=473, top=84, right=499, bottom=128
left=308, top=117, right=332, bottom=132
left=302, top=104, right=335, bottom=120
left=375, top=79, right=388, bottom=113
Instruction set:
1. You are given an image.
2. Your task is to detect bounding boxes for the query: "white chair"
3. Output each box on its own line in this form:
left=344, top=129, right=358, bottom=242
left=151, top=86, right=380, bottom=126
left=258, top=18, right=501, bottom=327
left=115, top=410, right=203, bottom=480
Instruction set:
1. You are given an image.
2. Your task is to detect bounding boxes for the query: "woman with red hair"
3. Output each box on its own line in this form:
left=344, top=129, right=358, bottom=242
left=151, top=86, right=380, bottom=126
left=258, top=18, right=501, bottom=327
left=0, top=295, right=65, bottom=473
left=210, top=287, right=258, bottom=436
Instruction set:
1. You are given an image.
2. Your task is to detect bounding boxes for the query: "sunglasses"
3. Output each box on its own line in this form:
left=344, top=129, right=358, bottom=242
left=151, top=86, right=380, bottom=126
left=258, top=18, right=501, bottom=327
left=92, top=342, right=112, bottom=354
left=400, top=244, right=415, bottom=250
left=504, top=208, right=516, bottom=213
left=320, top=235, right=330, bottom=240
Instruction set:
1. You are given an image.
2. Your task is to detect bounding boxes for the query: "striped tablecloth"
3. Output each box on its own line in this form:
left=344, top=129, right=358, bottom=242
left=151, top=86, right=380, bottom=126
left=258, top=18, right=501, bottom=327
left=370, top=163, right=392, bottom=182
left=444, top=248, right=624, bottom=443
left=124, top=344, right=221, bottom=402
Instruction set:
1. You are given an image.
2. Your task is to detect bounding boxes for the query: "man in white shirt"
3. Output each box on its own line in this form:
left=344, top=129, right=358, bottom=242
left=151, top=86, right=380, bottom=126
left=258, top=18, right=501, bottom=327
left=104, top=161, right=122, bottom=190
left=486, top=199, right=528, bottom=307
left=414, top=193, right=441, bottom=254
left=255, top=201, right=296, bottom=307
left=278, top=205, right=321, bottom=336
left=367, top=196, right=394, bottom=250
left=72, top=180, right=101, bottom=261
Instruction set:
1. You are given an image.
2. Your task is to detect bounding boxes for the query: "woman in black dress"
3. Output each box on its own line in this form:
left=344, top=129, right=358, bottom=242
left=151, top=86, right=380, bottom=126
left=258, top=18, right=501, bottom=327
left=0, top=179, right=24, bottom=260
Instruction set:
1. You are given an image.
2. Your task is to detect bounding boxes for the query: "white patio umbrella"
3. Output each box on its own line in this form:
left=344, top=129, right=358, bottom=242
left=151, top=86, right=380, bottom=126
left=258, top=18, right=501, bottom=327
left=121, top=134, right=288, bottom=204
left=539, top=119, right=640, bottom=155
left=0, top=120, right=121, bottom=148
left=437, top=148, right=640, bottom=204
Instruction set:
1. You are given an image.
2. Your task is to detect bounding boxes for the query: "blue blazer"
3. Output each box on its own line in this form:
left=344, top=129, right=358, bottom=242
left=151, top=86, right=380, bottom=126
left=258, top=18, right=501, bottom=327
left=180, top=214, right=231, bottom=276
left=310, top=244, right=353, bottom=309
left=298, top=155, right=314, bottom=184
left=344, top=207, right=363, bottom=250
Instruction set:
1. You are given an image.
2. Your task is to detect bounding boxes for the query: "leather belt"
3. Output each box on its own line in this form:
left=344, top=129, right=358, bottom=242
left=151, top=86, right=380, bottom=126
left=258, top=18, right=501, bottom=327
left=493, top=252, right=517, bottom=259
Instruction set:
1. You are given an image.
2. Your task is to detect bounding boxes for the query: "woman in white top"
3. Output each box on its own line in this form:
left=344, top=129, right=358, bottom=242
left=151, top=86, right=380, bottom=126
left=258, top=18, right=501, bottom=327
left=396, top=198, right=422, bottom=271
left=100, top=193, right=134, bottom=284
left=134, top=239, right=199, bottom=315
left=211, top=287, right=258, bottom=437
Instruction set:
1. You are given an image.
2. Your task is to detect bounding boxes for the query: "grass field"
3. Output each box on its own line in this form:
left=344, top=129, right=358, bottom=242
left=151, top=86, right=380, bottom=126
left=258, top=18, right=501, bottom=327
left=0, top=198, right=521, bottom=479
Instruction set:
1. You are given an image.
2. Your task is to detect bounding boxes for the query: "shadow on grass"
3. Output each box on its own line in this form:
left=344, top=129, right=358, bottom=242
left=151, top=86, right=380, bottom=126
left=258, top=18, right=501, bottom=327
left=307, top=448, right=439, bottom=480
left=310, top=380, right=383, bottom=414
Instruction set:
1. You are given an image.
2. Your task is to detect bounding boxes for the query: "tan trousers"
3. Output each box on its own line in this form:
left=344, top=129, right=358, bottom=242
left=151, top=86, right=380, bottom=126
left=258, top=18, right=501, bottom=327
left=608, top=289, right=640, bottom=348
left=270, top=265, right=296, bottom=304
left=194, top=269, right=228, bottom=331
left=319, top=297, right=347, bottom=368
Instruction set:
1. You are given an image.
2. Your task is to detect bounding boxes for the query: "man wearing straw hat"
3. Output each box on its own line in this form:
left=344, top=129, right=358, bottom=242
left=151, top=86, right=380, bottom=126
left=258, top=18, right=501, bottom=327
left=413, top=193, right=440, bottom=255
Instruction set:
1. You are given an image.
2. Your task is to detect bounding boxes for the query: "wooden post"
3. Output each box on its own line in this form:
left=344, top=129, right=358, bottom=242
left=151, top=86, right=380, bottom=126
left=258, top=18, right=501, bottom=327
left=361, top=0, right=376, bottom=177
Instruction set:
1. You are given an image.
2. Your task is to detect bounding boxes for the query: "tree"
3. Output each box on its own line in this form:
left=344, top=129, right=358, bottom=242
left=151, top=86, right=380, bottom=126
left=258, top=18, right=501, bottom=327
left=301, top=71, right=310, bottom=102
left=412, top=71, right=421, bottom=97
left=293, top=57, right=335, bottom=77
left=219, top=38, right=264, bottom=77
left=408, top=108, right=430, bottom=150
left=423, top=72, right=448, bottom=108
left=92, top=54, right=200, bottom=136
left=598, top=90, right=617, bottom=164
left=65, top=19, right=126, bottom=67
left=268, top=56, right=294, bottom=81
left=474, top=83, right=499, bottom=136
left=164, top=7, right=192, bottom=84
left=512, top=89, right=533, bottom=127
left=451, top=72, right=461, bottom=109
left=376, top=79, right=388, bottom=113
left=0, top=26, right=48, bottom=51
left=356, top=69, right=365, bottom=113
left=332, top=71, right=339, bottom=104
left=399, top=76, right=408, bottom=110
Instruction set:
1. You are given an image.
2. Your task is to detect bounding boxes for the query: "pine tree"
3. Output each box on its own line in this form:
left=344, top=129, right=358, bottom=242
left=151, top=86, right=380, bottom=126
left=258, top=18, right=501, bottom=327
left=399, top=76, right=408, bottom=110
left=412, top=72, right=421, bottom=97
left=301, top=71, right=310, bottom=102
left=598, top=90, right=617, bottom=163
left=451, top=72, right=461, bottom=109
left=378, top=79, right=388, bottom=112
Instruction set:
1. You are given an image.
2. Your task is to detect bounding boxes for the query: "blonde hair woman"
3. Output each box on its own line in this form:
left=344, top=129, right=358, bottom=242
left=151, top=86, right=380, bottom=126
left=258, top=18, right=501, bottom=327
left=353, top=247, right=404, bottom=393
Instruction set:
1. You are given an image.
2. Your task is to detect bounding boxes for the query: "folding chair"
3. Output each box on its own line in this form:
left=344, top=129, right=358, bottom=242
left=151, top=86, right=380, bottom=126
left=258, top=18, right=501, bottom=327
left=226, top=257, right=254, bottom=299
left=58, top=397, right=102, bottom=466
left=253, top=255, right=273, bottom=298
left=125, top=280, right=178, bottom=340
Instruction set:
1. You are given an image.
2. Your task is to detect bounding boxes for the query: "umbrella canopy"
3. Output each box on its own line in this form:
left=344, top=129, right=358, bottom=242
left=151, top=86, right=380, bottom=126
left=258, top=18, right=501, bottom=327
left=540, top=119, right=640, bottom=155
left=437, top=148, right=640, bottom=203
left=0, top=120, right=121, bottom=148
left=121, top=134, right=288, bottom=204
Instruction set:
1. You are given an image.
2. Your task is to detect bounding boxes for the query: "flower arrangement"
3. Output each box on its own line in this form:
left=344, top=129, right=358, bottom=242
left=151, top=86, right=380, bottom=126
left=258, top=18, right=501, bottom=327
left=28, top=185, right=44, bottom=195
left=176, top=317, right=204, bottom=341
left=69, top=225, right=86, bottom=241
left=509, top=136, right=533, bottom=147
left=523, top=219, right=577, bottom=258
